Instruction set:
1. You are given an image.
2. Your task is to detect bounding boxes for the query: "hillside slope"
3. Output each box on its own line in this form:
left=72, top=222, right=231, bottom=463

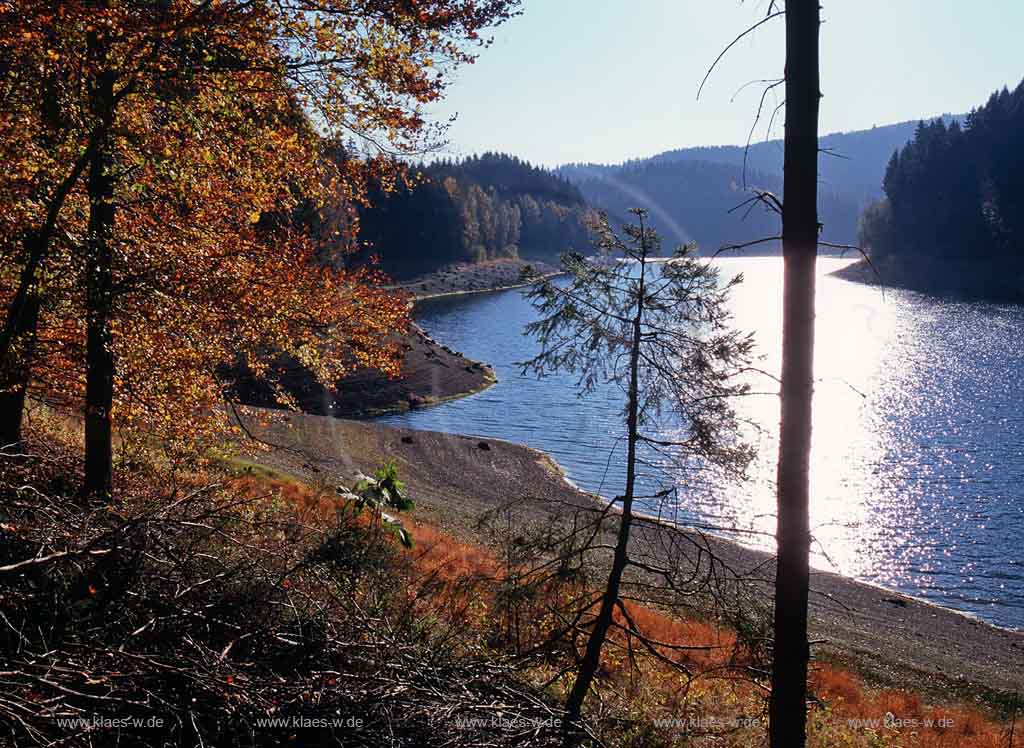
left=557, top=116, right=963, bottom=255
left=563, top=159, right=858, bottom=253
left=355, top=153, right=595, bottom=280
left=562, top=116, right=963, bottom=204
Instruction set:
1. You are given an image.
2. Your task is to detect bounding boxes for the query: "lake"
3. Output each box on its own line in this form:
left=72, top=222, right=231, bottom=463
left=378, top=256, right=1024, bottom=630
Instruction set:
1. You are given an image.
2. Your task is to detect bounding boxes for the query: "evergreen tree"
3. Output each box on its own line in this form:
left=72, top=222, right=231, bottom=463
left=860, top=78, right=1024, bottom=299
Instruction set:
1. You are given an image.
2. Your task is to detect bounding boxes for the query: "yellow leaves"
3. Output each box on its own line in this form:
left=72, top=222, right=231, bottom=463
left=1, top=0, right=505, bottom=460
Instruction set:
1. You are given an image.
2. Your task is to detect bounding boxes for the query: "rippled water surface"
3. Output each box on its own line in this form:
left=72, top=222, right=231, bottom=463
left=378, top=257, right=1024, bottom=629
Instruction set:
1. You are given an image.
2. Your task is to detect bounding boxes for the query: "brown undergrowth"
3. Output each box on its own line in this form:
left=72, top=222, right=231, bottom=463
left=0, top=423, right=564, bottom=748
left=1, top=415, right=1017, bottom=747
left=247, top=473, right=1020, bottom=748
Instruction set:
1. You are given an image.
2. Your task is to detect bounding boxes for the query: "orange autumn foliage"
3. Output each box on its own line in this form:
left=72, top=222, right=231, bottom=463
left=0, top=0, right=520, bottom=463
left=811, top=663, right=1018, bottom=748
left=239, top=473, right=1019, bottom=748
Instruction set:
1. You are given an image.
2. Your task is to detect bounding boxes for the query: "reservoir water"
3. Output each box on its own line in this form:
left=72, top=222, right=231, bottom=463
left=378, top=256, right=1024, bottom=630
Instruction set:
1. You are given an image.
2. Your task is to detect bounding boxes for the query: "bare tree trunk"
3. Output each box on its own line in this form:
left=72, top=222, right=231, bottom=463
left=0, top=295, right=40, bottom=448
left=0, top=232, right=43, bottom=447
left=768, top=3, right=820, bottom=747
left=562, top=223, right=649, bottom=743
left=83, top=23, right=116, bottom=497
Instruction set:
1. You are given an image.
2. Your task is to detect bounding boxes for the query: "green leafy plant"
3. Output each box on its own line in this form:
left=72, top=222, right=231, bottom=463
left=341, top=461, right=415, bottom=548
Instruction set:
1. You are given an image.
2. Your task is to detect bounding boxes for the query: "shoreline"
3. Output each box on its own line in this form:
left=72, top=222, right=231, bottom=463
left=235, top=407, right=1024, bottom=702
left=411, top=272, right=561, bottom=302
left=392, top=257, right=563, bottom=301
left=831, top=257, right=1024, bottom=304
left=612, top=487, right=1024, bottom=637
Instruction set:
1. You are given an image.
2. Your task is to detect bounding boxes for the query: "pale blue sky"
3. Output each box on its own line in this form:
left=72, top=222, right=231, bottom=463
left=428, top=0, right=1023, bottom=167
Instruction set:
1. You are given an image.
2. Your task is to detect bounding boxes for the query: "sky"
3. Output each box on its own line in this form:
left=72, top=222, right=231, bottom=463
left=425, top=0, right=1023, bottom=167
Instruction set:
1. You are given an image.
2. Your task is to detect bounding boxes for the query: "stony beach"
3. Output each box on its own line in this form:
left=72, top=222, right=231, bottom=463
left=391, top=257, right=562, bottom=299
left=236, top=408, right=1024, bottom=702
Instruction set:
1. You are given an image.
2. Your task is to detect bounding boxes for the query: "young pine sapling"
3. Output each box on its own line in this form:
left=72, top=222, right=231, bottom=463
left=520, top=208, right=755, bottom=733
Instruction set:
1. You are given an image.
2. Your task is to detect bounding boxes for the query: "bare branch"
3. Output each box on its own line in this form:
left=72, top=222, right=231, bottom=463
left=697, top=11, right=786, bottom=101
left=714, top=236, right=783, bottom=256
left=0, top=548, right=114, bottom=574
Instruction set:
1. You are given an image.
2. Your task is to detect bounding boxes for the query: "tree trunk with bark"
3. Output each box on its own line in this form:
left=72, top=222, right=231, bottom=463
left=0, top=253, right=41, bottom=447
left=768, top=3, right=820, bottom=747
left=0, top=142, right=94, bottom=447
left=83, top=24, right=117, bottom=497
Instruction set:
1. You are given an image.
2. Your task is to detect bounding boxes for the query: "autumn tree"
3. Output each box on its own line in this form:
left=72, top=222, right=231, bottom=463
left=520, top=210, right=754, bottom=740
left=0, top=3, right=94, bottom=446
left=0, top=0, right=518, bottom=491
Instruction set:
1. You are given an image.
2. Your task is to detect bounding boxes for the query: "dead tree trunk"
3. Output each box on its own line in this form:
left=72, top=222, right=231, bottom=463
left=768, top=2, right=820, bottom=747
left=562, top=219, right=649, bottom=741
left=83, top=23, right=117, bottom=497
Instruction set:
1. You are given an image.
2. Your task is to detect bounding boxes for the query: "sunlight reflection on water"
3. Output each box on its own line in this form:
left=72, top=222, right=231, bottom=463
left=378, top=257, right=1024, bottom=629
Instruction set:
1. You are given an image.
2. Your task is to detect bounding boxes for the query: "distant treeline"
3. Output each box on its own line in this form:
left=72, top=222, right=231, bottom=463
left=604, top=116, right=962, bottom=205
left=562, top=159, right=859, bottom=253
left=859, top=80, right=1024, bottom=299
left=355, top=153, right=596, bottom=279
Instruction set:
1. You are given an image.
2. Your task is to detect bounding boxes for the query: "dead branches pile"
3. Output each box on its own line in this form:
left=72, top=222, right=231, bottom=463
left=0, top=439, right=564, bottom=747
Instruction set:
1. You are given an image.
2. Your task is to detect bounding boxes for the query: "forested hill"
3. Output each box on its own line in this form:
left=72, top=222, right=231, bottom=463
left=562, top=116, right=961, bottom=206
left=855, top=81, right=1024, bottom=301
left=556, top=117, right=965, bottom=256
left=355, top=153, right=595, bottom=280
left=355, top=117, right=972, bottom=278
left=561, top=159, right=859, bottom=254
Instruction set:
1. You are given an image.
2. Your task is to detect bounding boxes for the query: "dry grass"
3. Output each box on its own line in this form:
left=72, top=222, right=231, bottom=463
left=184, top=472, right=1022, bottom=747
left=810, top=663, right=1019, bottom=747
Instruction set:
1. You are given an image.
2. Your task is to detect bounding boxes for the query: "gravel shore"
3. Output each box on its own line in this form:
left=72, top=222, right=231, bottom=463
left=236, top=408, right=1024, bottom=702
left=393, top=257, right=562, bottom=300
